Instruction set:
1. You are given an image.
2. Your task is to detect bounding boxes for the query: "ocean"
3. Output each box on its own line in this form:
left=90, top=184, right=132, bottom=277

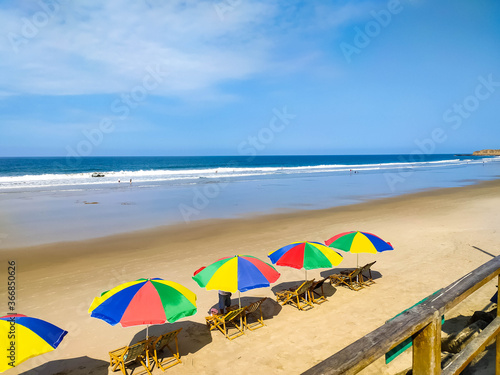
left=1, top=154, right=499, bottom=248
left=0, top=154, right=497, bottom=190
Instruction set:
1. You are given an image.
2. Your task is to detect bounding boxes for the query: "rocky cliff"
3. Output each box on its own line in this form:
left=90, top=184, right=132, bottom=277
left=473, top=149, right=500, bottom=156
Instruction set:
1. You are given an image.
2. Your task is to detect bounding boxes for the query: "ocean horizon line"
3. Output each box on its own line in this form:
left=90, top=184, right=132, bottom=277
left=0, top=152, right=478, bottom=158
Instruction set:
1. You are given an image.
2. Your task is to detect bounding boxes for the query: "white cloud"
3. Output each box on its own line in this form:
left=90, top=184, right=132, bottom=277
left=0, top=1, right=275, bottom=97
left=0, top=0, right=372, bottom=99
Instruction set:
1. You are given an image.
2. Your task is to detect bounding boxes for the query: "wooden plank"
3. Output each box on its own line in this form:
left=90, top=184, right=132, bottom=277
left=385, top=290, right=445, bottom=364
left=442, top=317, right=500, bottom=375
left=497, top=332, right=500, bottom=375
left=301, top=304, right=436, bottom=375
left=421, top=256, right=500, bottom=315
left=496, top=275, right=500, bottom=375
left=301, top=256, right=500, bottom=375
left=413, top=313, right=441, bottom=375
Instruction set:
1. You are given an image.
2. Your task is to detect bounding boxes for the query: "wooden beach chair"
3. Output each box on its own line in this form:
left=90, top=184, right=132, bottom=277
left=207, top=307, right=245, bottom=340
left=309, top=278, right=328, bottom=304
left=275, top=280, right=314, bottom=310
left=340, top=266, right=359, bottom=276
left=204, top=305, right=238, bottom=328
left=109, top=337, right=154, bottom=375
left=329, top=268, right=364, bottom=291
left=360, top=261, right=377, bottom=286
left=243, top=298, right=267, bottom=331
left=150, top=328, right=182, bottom=371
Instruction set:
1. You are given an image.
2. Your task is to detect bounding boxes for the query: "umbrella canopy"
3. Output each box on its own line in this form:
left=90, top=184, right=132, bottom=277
left=88, top=278, right=197, bottom=328
left=325, top=231, right=393, bottom=266
left=268, top=241, right=343, bottom=271
left=0, top=314, right=67, bottom=372
left=192, top=255, right=280, bottom=293
left=325, top=231, right=393, bottom=254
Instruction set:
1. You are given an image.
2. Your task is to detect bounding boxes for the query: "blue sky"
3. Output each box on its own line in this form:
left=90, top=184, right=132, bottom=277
left=1, top=0, right=499, bottom=156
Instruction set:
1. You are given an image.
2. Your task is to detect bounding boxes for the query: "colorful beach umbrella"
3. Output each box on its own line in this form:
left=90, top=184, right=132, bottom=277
left=0, top=314, right=68, bottom=373
left=192, top=255, right=281, bottom=306
left=325, top=231, right=393, bottom=266
left=89, top=278, right=197, bottom=337
left=268, top=241, right=344, bottom=279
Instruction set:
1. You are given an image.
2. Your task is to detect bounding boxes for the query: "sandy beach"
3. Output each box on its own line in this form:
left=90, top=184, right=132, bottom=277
left=3, top=179, right=500, bottom=375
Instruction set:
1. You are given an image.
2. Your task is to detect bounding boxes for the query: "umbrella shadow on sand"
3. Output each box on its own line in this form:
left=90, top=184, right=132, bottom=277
left=129, top=321, right=212, bottom=357
left=206, top=295, right=283, bottom=323
left=271, top=280, right=338, bottom=301
left=22, top=355, right=109, bottom=375
left=320, top=267, right=383, bottom=282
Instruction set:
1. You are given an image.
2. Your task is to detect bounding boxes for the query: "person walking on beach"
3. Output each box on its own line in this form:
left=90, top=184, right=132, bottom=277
left=218, top=290, right=232, bottom=314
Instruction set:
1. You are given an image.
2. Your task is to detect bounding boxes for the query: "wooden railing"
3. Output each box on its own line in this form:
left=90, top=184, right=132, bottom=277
left=302, top=255, right=500, bottom=375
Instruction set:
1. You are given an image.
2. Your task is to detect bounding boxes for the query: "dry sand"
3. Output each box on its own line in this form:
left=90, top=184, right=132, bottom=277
left=3, top=179, right=500, bottom=375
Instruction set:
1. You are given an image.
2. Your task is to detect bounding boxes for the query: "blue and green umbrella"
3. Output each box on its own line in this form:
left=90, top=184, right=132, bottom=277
left=193, top=255, right=281, bottom=307
left=326, top=231, right=393, bottom=266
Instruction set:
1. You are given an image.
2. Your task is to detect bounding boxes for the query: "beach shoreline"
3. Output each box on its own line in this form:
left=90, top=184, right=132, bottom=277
left=1, top=155, right=499, bottom=250
left=2, top=177, right=500, bottom=256
left=3, top=179, right=500, bottom=374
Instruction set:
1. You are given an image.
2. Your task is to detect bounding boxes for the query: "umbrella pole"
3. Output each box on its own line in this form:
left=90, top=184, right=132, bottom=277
left=356, top=254, right=360, bottom=283
left=305, top=269, right=308, bottom=301
left=237, top=290, right=243, bottom=331
left=146, top=325, right=149, bottom=339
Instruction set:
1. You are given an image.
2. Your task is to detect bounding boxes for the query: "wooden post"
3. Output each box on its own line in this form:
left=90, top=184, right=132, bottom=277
left=413, top=312, right=442, bottom=375
left=496, top=275, right=500, bottom=375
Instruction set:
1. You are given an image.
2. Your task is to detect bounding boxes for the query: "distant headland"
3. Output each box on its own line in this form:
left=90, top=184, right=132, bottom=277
left=473, top=149, right=500, bottom=156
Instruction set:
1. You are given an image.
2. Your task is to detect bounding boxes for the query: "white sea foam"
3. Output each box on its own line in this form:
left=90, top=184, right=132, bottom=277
left=0, top=157, right=493, bottom=190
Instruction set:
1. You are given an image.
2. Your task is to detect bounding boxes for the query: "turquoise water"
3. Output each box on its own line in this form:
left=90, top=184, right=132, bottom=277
left=0, top=154, right=494, bottom=190
left=0, top=155, right=499, bottom=248
left=0, top=154, right=487, bottom=177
